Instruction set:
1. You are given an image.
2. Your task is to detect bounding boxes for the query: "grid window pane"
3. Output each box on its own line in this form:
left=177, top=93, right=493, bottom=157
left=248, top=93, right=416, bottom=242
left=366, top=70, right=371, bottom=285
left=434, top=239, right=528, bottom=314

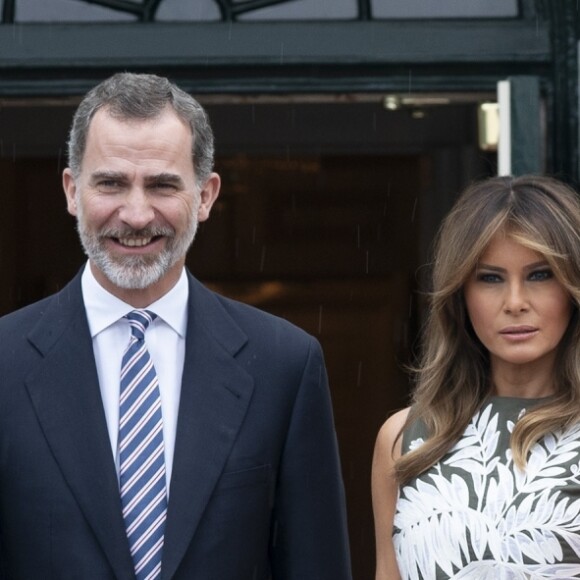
left=8, top=0, right=519, bottom=22
left=156, top=0, right=220, bottom=22
left=371, top=0, right=518, bottom=19
left=15, top=0, right=136, bottom=22
left=239, top=0, right=357, bottom=21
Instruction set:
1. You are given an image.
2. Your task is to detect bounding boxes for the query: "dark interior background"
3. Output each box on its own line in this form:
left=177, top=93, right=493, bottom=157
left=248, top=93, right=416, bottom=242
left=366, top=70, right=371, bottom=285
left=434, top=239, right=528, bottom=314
left=0, top=95, right=496, bottom=578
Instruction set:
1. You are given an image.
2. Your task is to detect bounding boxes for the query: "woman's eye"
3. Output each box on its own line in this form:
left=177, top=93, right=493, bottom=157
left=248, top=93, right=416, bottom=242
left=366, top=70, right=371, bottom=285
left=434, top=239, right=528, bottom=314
left=529, top=269, right=553, bottom=281
left=478, top=273, right=502, bottom=283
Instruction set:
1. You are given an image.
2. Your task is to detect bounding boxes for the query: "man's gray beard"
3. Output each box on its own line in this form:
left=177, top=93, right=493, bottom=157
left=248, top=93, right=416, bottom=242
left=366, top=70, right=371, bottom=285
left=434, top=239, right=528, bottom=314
left=76, top=209, right=198, bottom=290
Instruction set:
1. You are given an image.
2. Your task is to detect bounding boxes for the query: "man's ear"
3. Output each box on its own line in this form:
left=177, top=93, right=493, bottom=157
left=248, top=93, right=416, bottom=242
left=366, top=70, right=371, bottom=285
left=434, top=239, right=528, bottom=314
left=63, top=168, right=78, bottom=216
left=197, top=172, right=221, bottom=223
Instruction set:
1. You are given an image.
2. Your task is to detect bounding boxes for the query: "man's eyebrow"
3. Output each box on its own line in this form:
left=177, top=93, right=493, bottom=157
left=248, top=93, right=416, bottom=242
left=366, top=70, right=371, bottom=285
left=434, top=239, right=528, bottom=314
left=90, top=170, right=127, bottom=182
left=144, top=173, right=185, bottom=186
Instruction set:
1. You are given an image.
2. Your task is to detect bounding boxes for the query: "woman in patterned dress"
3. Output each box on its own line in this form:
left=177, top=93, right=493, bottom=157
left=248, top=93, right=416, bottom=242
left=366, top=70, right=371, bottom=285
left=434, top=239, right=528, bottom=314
left=372, top=175, right=580, bottom=580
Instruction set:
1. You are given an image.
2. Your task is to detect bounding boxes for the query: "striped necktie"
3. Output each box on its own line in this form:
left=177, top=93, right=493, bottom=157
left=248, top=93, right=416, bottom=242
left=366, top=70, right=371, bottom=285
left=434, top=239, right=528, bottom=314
left=119, top=309, right=167, bottom=580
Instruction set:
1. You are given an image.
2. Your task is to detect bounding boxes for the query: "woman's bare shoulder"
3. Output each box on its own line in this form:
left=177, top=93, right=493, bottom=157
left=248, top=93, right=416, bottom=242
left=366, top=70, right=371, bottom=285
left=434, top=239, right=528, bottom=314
left=374, top=407, right=411, bottom=463
left=376, top=408, right=410, bottom=445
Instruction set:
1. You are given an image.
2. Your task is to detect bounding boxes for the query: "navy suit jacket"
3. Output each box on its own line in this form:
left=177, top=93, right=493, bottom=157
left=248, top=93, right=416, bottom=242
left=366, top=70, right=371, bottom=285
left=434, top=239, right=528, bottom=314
left=0, top=270, right=351, bottom=579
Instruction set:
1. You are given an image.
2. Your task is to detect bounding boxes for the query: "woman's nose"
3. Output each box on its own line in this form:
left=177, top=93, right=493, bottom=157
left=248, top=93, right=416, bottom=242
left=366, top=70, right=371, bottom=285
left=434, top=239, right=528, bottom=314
left=503, top=282, right=529, bottom=313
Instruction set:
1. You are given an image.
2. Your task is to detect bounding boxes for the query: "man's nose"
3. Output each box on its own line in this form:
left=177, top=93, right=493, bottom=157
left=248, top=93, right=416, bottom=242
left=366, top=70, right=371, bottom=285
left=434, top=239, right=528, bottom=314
left=118, top=188, right=155, bottom=229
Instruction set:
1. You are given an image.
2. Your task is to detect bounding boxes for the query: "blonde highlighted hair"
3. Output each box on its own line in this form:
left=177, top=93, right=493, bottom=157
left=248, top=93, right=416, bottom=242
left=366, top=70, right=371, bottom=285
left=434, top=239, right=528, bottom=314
left=395, top=175, right=580, bottom=484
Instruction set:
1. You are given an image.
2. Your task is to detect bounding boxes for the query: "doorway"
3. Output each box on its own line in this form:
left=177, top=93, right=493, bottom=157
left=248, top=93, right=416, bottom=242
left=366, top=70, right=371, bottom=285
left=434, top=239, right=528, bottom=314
left=0, top=93, right=496, bottom=578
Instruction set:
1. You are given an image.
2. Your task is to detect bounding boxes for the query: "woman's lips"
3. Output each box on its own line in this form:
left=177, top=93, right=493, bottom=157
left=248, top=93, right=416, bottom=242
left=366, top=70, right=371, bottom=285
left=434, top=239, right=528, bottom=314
left=499, top=326, right=539, bottom=341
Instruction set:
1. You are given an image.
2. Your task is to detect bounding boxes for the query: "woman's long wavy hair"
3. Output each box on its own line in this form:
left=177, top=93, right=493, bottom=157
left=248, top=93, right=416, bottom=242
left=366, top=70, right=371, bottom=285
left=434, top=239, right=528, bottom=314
left=395, top=175, right=580, bottom=485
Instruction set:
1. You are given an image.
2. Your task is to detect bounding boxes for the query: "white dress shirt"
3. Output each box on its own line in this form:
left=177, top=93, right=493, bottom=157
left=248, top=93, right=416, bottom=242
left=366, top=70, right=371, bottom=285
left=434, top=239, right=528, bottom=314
left=81, top=262, right=188, bottom=491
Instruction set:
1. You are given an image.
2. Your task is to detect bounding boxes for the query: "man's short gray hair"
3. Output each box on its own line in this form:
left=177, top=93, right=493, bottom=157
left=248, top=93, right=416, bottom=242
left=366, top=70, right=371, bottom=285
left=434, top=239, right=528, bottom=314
left=67, top=72, right=215, bottom=185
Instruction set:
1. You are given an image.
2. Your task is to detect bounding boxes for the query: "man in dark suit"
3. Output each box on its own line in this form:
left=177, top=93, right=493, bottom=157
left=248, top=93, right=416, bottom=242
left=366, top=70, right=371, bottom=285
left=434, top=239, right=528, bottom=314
left=0, top=73, right=351, bottom=579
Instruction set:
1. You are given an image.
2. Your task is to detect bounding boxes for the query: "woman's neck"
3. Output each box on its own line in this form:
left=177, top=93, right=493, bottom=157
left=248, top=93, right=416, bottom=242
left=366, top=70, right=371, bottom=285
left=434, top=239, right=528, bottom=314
left=490, top=360, right=556, bottom=398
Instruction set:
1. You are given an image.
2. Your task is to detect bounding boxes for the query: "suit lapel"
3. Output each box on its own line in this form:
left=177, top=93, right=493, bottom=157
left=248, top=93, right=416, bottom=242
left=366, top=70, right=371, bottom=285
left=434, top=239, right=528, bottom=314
left=24, top=275, right=135, bottom=580
left=23, top=271, right=254, bottom=580
left=161, top=274, right=254, bottom=580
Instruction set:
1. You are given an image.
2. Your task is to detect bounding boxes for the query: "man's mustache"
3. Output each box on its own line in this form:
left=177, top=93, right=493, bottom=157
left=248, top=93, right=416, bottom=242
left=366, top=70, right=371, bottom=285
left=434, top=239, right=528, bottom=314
left=97, top=226, right=175, bottom=239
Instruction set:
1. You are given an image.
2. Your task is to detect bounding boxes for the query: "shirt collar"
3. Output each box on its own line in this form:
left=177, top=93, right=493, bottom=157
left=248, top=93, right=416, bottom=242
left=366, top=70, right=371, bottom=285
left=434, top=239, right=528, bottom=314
left=81, top=262, right=189, bottom=338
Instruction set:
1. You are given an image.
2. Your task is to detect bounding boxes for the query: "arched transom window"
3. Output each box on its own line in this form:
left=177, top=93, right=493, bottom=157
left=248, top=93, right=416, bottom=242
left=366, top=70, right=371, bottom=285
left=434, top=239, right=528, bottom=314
left=2, top=0, right=519, bottom=24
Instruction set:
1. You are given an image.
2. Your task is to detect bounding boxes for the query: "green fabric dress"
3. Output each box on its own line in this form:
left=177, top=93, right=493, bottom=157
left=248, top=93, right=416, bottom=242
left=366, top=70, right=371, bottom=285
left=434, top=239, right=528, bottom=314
left=394, top=397, right=580, bottom=579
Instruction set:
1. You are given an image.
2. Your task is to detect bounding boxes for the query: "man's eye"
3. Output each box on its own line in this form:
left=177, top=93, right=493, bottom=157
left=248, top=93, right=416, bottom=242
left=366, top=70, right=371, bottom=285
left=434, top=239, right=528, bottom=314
left=152, top=183, right=177, bottom=191
left=98, top=180, right=121, bottom=189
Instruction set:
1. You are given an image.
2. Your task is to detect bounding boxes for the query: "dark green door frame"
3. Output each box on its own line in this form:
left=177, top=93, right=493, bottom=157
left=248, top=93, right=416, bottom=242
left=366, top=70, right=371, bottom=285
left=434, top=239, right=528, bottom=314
left=543, top=1, right=580, bottom=184
left=0, top=1, right=577, bottom=181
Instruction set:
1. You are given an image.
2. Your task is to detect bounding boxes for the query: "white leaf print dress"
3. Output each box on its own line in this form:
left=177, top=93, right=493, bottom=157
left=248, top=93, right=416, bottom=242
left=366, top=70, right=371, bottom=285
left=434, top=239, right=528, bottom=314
left=395, top=397, right=580, bottom=579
